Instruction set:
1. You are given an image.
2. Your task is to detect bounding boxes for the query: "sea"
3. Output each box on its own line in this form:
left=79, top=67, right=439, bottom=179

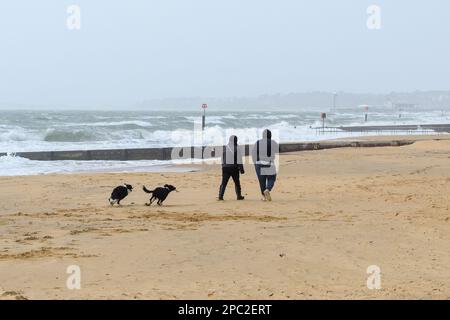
left=0, top=107, right=448, bottom=176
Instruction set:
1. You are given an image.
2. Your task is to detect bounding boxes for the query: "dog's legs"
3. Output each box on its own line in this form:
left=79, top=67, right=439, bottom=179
left=146, top=197, right=155, bottom=206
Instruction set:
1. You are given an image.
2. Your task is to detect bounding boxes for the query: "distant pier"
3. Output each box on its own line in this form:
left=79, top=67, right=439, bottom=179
left=315, top=123, right=450, bottom=134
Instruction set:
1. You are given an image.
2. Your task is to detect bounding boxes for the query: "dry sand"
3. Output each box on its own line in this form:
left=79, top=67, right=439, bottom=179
left=1, top=136, right=450, bottom=299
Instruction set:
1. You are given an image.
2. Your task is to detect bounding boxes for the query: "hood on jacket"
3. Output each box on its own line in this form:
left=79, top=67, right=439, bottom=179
left=263, top=129, right=272, bottom=140
left=228, top=135, right=238, bottom=146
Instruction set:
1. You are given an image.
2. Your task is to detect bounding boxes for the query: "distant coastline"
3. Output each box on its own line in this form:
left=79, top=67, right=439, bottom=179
left=1, top=90, right=450, bottom=111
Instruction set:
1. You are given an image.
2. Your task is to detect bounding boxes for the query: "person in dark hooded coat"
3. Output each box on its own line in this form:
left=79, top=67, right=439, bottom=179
left=252, top=129, right=279, bottom=201
left=218, top=135, right=245, bottom=200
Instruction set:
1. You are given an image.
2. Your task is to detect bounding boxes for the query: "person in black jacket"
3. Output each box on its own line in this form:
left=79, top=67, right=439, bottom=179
left=218, top=135, right=245, bottom=200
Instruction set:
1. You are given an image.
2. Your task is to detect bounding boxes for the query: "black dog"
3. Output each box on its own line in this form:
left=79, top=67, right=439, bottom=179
left=143, top=184, right=178, bottom=206
left=109, top=184, right=133, bottom=206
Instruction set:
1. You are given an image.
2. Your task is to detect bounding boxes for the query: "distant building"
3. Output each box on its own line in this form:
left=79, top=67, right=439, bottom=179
left=393, top=103, right=415, bottom=109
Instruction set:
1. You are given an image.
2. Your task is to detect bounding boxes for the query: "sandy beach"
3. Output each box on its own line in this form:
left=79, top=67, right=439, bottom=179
left=1, top=136, right=450, bottom=300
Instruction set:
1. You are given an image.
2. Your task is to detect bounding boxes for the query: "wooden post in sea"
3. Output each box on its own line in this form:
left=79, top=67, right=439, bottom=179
left=201, top=103, right=208, bottom=159
left=321, top=112, right=326, bottom=133
left=202, top=103, right=207, bottom=131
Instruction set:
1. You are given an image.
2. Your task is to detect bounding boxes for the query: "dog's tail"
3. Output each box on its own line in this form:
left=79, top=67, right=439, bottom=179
left=142, top=186, right=154, bottom=194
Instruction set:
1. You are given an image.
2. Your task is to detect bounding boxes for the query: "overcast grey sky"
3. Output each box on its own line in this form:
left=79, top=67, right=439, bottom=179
left=0, top=0, right=448, bottom=107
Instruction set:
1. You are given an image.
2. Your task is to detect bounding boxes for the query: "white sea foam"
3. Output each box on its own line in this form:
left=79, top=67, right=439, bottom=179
left=0, top=127, right=38, bottom=142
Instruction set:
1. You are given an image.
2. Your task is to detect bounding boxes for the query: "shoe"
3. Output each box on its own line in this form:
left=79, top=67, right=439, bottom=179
left=237, top=196, right=245, bottom=200
left=263, top=189, right=272, bottom=201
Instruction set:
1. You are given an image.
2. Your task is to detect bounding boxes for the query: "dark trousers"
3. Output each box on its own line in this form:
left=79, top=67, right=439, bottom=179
left=219, top=167, right=242, bottom=199
left=255, top=164, right=277, bottom=194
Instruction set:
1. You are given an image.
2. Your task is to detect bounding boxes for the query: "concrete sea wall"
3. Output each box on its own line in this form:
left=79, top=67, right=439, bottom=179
left=0, top=139, right=415, bottom=161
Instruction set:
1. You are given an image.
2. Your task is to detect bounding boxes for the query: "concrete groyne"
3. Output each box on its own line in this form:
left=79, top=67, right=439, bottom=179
left=0, top=139, right=415, bottom=161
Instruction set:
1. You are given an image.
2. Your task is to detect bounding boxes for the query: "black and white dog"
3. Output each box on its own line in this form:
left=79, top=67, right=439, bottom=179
left=143, top=184, right=178, bottom=206
left=109, top=184, right=133, bottom=206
